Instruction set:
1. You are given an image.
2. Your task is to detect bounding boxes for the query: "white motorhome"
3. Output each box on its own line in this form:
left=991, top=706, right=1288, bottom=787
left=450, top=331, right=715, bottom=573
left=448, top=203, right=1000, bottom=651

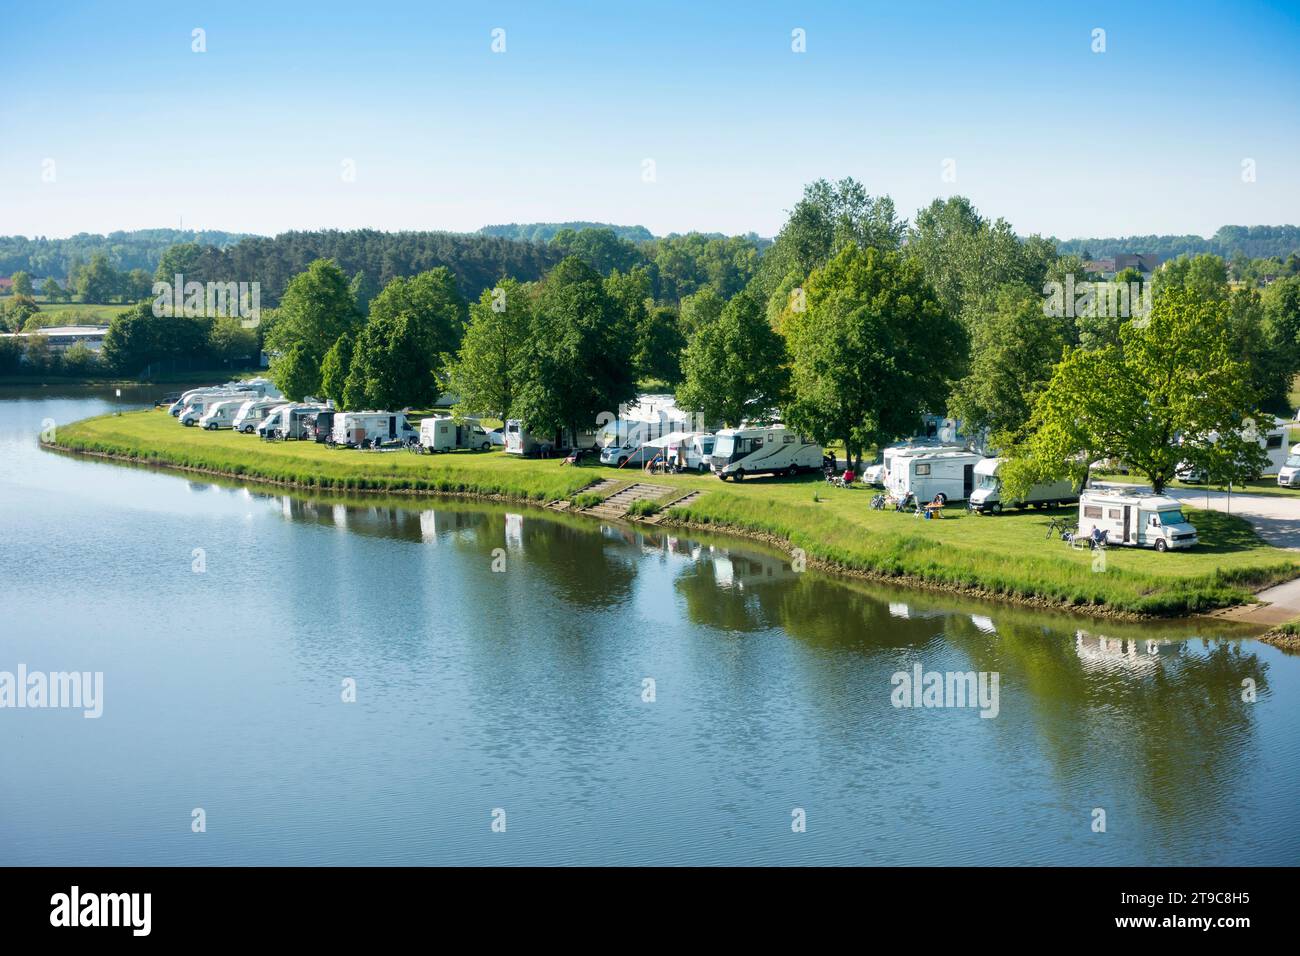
left=258, top=403, right=329, bottom=441
left=504, top=420, right=601, bottom=457
left=1176, top=418, right=1291, bottom=482
left=178, top=389, right=259, bottom=426
left=638, top=431, right=715, bottom=472
left=708, top=425, right=822, bottom=480
left=419, top=416, right=493, bottom=453
left=885, top=447, right=985, bottom=504
left=1278, top=443, right=1300, bottom=488
left=1077, top=489, right=1198, bottom=552
left=967, top=458, right=1080, bottom=514
left=331, top=411, right=416, bottom=449
left=196, top=399, right=246, bottom=431
left=168, top=377, right=280, bottom=416
left=232, top=397, right=288, bottom=434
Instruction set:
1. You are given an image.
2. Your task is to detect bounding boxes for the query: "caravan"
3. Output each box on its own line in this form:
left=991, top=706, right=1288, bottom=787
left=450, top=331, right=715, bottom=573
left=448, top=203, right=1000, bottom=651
left=885, top=447, right=986, bottom=504
left=1077, top=489, right=1198, bottom=552
left=330, top=411, right=416, bottom=449
left=418, top=416, right=493, bottom=453
left=708, top=426, right=822, bottom=480
left=196, top=399, right=247, bottom=431
left=504, top=420, right=601, bottom=457
left=967, top=458, right=1079, bottom=513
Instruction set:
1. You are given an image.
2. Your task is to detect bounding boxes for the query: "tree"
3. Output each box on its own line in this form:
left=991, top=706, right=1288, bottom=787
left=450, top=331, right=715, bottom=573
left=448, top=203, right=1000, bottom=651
left=40, top=278, right=65, bottom=302
left=76, top=253, right=118, bottom=304
left=319, top=332, right=355, bottom=407
left=513, top=257, right=638, bottom=442
left=61, top=341, right=100, bottom=375
left=949, top=283, right=1071, bottom=442
left=634, top=304, right=686, bottom=385
left=783, top=244, right=966, bottom=465
left=1002, top=289, right=1265, bottom=497
left=124, top=269, right=154, bottom=303
left=265, top=259, right=359, bottom=399
left=208, top=318, right=259, bottom=366
left=343, top=268, right=466, bottom=409
left=679, top=287, right=725, bottom=339
left=10, top=271, right=33, bottom=297
left=101, top=303, right=158, bottom=373
left=677, top=289, right=789, bottom=428
left=350, top=270, right=378, bottom=315
left=447, top=278, right=534, bottom=419
left=2, top=295, right=39, bottom=332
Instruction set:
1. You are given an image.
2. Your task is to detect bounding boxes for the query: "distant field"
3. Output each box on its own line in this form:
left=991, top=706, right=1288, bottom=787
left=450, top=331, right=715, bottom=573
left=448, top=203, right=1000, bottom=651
left=1, top=295, right=133, bottom=325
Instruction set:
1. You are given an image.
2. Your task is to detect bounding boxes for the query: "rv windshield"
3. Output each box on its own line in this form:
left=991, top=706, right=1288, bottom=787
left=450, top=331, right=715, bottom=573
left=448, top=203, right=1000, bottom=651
left=1156, top=509, right=1186, bottom=527
left=976, top=474, right=999, bottom=491
left=714, top=435, right=734, bottom=458
left=1287, top=455, right=1300, bottom=468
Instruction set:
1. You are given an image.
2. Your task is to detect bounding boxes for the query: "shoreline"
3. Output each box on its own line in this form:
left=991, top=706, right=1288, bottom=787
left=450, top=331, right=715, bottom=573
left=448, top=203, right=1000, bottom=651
left=42, top=438, right=1288, bottom=625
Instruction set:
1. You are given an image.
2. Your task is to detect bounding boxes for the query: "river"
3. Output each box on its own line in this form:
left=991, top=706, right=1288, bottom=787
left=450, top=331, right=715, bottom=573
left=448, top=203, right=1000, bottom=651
left=1, top=386, right=1297, bottom=865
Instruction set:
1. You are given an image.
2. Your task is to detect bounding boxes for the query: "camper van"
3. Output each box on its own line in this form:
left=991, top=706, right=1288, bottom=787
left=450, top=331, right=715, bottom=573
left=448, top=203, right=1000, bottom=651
left=330, top=411, right=416, bottom=449
left=504, top=420, right=601, bottom=457
left=967, top=458, right=1080, bottom=513
left=1077, top=489, right=1198, bottom=552
left=178, top=390, right=260, bottom=426
left=258, top=403, right=329, bottom=441
left=302, top=409, right=336, bottom=444
left=419, top=416, right=492, bottom=453
left=1278, top=444, right=1300, bottom=487
left=708, top=426, right=822, bottom=480
left=168, top=377, right=280, bottom=417
left=885, top=447, right=986, bottom=504
left=196, top=399, right=247, bottom=431
left=232, top=397, right=288, bottom=434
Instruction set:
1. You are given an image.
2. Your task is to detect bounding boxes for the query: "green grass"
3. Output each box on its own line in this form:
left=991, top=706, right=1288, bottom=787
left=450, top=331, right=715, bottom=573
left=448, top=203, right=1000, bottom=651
left=47, top=408, right=1300, bottom=616
left=11, top=300, right=134, bottom=325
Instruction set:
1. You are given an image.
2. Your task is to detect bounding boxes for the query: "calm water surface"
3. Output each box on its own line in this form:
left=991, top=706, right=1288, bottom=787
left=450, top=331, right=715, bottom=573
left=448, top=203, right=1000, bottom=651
left=1, top=386, right=1297, bottom=865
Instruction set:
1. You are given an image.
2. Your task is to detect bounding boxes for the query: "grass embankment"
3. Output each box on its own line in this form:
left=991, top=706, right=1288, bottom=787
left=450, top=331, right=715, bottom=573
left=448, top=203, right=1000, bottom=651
left=49, top=408, right=1300, bottom=616
left=1259, top=619, right=1300, bottom=652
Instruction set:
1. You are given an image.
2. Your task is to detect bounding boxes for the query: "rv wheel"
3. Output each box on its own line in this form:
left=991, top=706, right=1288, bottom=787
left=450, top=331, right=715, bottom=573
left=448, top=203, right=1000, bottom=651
left=991, top=502, right=1002, bottom=515
left=734, top=469, right=746, bottom=482
left=617, top=457, right=628, bottom=468
left=481, top=442, right=491, bottom=451
left=698, top=463, right=709, bottom=473
left=1155, top=539, right=1168, bottom=553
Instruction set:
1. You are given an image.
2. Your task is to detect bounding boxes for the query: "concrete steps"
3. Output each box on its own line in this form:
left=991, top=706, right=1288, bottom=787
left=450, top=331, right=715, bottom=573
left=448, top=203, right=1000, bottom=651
left=581, top=482, right=673, bottom=519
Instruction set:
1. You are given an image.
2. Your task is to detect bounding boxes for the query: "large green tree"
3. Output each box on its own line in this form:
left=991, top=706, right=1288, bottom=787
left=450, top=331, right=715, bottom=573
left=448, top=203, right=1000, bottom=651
left=447, top=279, right=534, bottom=419
left=783, top=244, right=966, bottom=465
left=677, top=289, right=789, bottom=428
left=265, top=259, right=359, bottom=399
left=1002, top=289, right=1265, bottom=496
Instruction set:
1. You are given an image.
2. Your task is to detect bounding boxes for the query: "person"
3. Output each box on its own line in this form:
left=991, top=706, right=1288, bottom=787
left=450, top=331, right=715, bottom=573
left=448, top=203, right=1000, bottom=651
left=1090, top=525, right=1105, bottom=548
left=842, top=468, right=856, bottom=485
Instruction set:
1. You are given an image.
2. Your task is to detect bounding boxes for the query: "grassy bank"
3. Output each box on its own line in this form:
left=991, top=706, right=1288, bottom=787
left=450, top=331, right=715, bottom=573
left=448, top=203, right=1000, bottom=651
left=48, top=408, right=1300, bottom=616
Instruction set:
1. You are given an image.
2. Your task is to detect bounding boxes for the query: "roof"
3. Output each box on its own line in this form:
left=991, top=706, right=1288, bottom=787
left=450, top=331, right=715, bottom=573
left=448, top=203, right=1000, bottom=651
left=0, top=325, right=110, bottom=338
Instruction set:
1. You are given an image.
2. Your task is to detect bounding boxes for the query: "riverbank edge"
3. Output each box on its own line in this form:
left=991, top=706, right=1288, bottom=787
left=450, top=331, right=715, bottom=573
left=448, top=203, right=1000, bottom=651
left=43, top=438, right=1291, bottom=624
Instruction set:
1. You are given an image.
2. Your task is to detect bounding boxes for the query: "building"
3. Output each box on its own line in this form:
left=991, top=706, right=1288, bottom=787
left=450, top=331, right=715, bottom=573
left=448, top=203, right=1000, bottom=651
left=1083, top=253, right=1164, bottom=278
left=0, top=325, right=110, bottom=352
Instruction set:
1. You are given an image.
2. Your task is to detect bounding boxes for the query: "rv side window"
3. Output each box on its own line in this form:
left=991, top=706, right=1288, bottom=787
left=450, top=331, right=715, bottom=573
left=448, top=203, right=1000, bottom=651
left=1083, top=505, right=1103, bottom=519
left=916, top=464, right=931, bottom=476
left=1108, top=509, right=1121, bottom=519
left=784, top=434, right=794, bottom=443
left=1267, top=434, right=1283, bottom=449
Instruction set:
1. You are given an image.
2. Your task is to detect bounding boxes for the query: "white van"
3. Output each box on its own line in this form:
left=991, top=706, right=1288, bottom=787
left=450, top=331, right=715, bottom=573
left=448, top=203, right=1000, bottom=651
left=331, top=411, right=416, bottom=449
left=885, top=447, right=985, bottom=504
left=168, top=378, right=281, bottom=417
left=232, top=397, right=287, bottom=434
left=968, top=458, right=1080, bottom=514
left=178, top=390, right=258, bottom=426
left=419, top=416, right=492, bottom=453
left=197, top=399, right=246, bottom=431
left=1077, top=490, right=1198, bottom=552
left=1278, top=443, right=1300, bottom=487
left=708, top=425, right=822, bottom=480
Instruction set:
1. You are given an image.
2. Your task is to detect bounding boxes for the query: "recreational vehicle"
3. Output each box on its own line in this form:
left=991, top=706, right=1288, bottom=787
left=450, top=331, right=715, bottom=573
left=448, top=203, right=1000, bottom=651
left=178, top=390, right=260, bottom=426
left=1278, top=444, right=1300, bottom=487
left=967, top=458, right=1080, bottom=513
left=708, top=426, right=822, bottom=480
left=1176, top=418, right=1291, bottom=482
left=884, top=447, right=986, bottom=504
left=616, top=431, right=715, bottom=471
left=418, top=416, right=493, bottom=453
left=301, top=409, right=336, bottom=443
left=231, top=397, right=288, bottom=434
left=196, top=399, right=247, bottom=431
left=504, top=420, right=601, bottom=457
left=258, top=403, right=330, bottom=441
left=168, top=377, right=280, bottom=416
left=1076, top=489, right=1198, bottom=552
left=330, top=411, right=416, bottom=449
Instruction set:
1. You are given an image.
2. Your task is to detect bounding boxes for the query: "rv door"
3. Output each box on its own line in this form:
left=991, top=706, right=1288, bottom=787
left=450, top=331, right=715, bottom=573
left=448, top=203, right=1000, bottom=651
left=1123, top=505, right=1133, bottom=543
left=963, top=464, right=974, bottom=499
left=389, top=416, right=397, bottom=440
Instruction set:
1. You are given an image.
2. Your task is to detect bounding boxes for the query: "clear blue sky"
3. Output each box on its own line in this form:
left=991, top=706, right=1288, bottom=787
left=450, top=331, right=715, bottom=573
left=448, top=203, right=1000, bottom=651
left=2, top=0, right=1298, bottom=240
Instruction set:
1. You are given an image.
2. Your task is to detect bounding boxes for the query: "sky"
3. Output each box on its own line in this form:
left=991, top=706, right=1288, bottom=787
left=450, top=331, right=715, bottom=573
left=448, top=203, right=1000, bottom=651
left=2, top=0, right=1298, bottom=241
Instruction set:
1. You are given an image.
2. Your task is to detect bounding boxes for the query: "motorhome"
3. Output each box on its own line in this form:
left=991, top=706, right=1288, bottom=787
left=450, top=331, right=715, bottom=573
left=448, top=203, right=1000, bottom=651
left=178, top=390, right=260, bottom=426
left=330, top=411, right=416, bottom=449
left=301, top=409, right=335, bottom=443
left=1278, top=443, right=1300, bottom=487
left=967, top=458, right=1080, bottom=513
left=232, top=397, right=288, bottom=434
left=168, top=377, right=280, bottom=416
left=418, top=416, right=493, bottom=453
left=884, top=447, right=986, bottom=504
left=1176, top=418, right=1291, bottom=482
left=196, top=399, right=247, bottom=431
left=1076, top=489, right=1198, bottom=552
left=258, top=403, right=330, bottom=441
left=504, top=420, right=601, bottom=457
left=708, top=425, right=822, bottom=480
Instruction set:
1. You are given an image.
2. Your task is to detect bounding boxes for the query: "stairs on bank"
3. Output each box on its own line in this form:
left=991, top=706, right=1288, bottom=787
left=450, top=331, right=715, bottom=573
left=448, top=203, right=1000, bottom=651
left=581, top=482, right=673, bottom=520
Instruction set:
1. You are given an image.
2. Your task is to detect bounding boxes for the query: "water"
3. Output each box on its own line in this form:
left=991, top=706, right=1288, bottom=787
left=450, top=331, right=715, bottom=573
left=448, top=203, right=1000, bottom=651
left=1, top=386, right=1298, bottom=865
